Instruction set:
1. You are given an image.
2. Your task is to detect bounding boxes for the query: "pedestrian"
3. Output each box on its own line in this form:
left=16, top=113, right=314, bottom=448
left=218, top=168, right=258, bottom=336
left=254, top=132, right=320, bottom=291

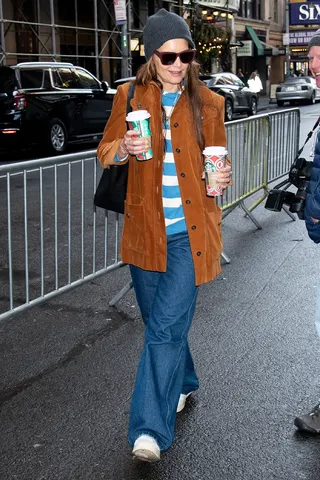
left=294, top=28, right=320, bottom=434
left=247, top=70, right=263, bottom=104
left=97, top=8, right=232, bottom=462
left=237, top=68, right=245, bottom=82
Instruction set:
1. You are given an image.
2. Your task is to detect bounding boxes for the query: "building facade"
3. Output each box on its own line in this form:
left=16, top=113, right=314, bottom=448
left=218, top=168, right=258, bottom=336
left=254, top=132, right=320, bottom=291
left=0, top=0, right=286, bottom=93
left=234, top=0, right=286, bottom=94
left=288, top=0, right=320, bottom=76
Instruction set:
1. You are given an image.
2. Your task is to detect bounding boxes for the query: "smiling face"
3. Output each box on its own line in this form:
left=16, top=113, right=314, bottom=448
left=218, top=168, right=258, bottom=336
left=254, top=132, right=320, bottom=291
left=153, top=38, right=190, bottom=92
left=309, top=46, right=320, bottom=87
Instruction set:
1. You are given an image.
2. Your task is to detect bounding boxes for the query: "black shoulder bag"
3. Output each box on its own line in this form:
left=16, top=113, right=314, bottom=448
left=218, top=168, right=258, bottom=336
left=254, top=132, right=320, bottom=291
left=94, top=82, right=136, bottom=214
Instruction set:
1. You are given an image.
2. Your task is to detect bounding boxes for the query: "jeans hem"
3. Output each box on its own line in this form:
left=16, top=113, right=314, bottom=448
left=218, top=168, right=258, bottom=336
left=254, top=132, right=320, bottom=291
left=130, top=431, right=168, bottom=451
left=181, top=386, right=199, bottom=396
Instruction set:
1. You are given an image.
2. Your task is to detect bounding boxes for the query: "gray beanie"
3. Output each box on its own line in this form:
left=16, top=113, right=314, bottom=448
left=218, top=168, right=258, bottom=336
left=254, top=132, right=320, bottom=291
left=308, top=28, right=320, bottom=50
left=143, top=9, right=195, bottom=61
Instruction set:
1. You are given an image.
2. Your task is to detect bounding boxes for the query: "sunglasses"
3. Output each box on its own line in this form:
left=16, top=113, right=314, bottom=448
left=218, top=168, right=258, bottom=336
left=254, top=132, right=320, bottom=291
left=154, top=49, right=196, bottom=66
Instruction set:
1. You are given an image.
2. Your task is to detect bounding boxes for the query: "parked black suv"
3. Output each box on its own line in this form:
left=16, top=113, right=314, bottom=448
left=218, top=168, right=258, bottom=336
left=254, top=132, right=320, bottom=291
left=0, top=62, right=116, bottom=154
left=203, top=73, right=258, bottom=122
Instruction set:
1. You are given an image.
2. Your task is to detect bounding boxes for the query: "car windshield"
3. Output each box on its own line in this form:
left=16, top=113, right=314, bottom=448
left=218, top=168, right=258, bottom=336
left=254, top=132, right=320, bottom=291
left=284, top=77, right=310, bottom=85
left=207, top=77, right=223, bottom=87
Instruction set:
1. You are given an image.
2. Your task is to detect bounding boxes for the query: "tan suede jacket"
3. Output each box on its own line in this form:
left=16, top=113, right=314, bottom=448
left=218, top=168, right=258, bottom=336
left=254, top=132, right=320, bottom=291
left=97, top=81, right=228, bottom=286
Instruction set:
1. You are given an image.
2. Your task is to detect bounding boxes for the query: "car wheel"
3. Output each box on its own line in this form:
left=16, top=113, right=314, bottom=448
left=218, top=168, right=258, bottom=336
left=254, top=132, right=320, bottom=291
left=48, top=118, right=68, bottom=154
left=248, top=97, right=257, bottom=116
left=310, top=92, right=316, bottom=105
left=277, top=100, right=284, bottom=107
left=225, top=99, right=233, bottom=121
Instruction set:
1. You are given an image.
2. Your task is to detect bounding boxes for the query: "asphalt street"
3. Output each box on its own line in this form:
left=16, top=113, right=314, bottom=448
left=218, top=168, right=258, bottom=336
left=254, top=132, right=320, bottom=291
left=1, top=103, right=320, bottom=480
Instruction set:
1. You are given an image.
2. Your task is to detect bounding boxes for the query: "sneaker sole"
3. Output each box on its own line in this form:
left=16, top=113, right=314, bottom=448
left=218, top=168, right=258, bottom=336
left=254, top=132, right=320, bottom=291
left=294, top=417, right=320, bottom=434
left=133, top=448, right=160, bottom=463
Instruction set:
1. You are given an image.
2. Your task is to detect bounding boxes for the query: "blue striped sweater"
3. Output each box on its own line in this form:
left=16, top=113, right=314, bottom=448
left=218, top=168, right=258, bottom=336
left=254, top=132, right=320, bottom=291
left=115, top=90, right=186, bottom=235
left=162, top=91, right=186, bottom=235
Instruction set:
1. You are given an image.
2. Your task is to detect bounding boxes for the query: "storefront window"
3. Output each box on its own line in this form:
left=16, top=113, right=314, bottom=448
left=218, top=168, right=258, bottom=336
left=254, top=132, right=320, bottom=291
left=238, top=0, right=261, bottom=19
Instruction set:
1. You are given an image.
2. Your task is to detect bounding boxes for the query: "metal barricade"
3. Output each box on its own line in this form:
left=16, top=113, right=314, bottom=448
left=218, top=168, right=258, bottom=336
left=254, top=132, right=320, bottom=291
left=267, top=109, right=300, bottom=182
left=0, top=109, right=301, bottom=321
left=0, top=150, right=124, bottom=322
left=244, top=108, right=300, bottom=214
left=221, top=114, right=270, bottom=229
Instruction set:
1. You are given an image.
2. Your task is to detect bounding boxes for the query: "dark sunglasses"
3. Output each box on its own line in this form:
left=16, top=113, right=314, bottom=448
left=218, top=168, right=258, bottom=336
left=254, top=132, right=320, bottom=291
left=154, top=49, right=196, bottom=66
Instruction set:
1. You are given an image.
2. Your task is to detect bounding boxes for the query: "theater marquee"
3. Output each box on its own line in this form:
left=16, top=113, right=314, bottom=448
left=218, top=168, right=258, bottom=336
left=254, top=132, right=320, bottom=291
left=290, top=1, right=320, bottom=25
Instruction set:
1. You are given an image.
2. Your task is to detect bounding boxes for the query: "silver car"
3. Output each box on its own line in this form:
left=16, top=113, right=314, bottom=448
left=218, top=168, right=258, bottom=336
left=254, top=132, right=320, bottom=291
left=276, top=76, right=320, bottom=106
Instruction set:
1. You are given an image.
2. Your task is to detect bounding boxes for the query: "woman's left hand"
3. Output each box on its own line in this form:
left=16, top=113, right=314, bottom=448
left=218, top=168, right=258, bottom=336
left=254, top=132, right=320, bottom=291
left=216, top=165, right=232, bottom=189
left=201, top=165, right=232, bottom=190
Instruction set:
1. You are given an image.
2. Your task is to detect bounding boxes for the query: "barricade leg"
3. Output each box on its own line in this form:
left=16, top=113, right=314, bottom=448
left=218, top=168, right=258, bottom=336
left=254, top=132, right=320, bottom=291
left=247, top=189, right=268, bottom=212
left=221, top=251, right=231, bottom=264
left=282, top=206, right=296, bottom=221
left=240, top=200, right=262, bottom=229
left=109, top=280, right=134, bottom=307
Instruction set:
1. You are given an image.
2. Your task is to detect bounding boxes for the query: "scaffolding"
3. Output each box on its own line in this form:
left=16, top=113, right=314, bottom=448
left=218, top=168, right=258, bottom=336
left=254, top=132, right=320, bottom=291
left=0, top=0, right=181, bottom=84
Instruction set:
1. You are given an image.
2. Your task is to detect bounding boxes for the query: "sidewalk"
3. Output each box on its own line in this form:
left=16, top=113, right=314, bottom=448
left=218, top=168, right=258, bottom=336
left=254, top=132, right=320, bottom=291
left=1, top=194, right=320, bottom=479
left=1, top=119, right=320, bottom=479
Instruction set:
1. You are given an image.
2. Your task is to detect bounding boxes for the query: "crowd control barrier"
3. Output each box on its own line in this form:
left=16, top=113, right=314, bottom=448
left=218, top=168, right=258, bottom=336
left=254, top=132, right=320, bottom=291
left=0, top=109, right=300, bottom=322
left=220, top=108, right=300, bottom=226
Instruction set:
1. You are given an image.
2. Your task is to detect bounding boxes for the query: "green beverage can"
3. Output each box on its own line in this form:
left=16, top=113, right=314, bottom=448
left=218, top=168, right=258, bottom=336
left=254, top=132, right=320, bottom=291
left=126, top=110, right=153, bottom=161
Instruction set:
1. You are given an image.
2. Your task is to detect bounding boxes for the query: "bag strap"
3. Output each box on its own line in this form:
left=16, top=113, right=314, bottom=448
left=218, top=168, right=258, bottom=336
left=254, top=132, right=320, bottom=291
left=126, top=81, right=136, bottom=115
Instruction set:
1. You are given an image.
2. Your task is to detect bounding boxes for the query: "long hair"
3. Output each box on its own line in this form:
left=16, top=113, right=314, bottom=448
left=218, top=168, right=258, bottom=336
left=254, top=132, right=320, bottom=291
left=249, top=71, right=256, bottom=80
left=135, top=58, right=204, bottom=153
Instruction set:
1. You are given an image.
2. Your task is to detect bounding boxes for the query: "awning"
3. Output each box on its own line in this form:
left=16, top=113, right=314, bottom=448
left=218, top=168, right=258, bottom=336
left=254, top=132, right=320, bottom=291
left=245, top=25, right=264, bottom=56
left=261, top=41, right=280, bottom=56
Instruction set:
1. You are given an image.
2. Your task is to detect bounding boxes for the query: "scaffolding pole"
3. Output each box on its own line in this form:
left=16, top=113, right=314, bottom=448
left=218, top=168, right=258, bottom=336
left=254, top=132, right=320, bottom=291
left=94, top=0, right=100, bottom=78
left=121, top=21, right=129, bottom=78
left=0, top=0, right=6, bottom=64
left=49, top=0, right=56, bottom=58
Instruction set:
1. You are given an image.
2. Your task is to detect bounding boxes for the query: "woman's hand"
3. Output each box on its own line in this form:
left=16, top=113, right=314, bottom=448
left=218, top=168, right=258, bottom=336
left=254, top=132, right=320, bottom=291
left=201, top=165, right=232, bottom=191
left=216, top=165, right=232, bottom=190
left=117, top=130, right=150, bottom=158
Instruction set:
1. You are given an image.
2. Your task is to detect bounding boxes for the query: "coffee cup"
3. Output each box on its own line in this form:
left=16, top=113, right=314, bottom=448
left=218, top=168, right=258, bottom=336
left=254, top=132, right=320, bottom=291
left=126, top=110, right=153, bottom=161
left=203, top=146, right=228, bottom=196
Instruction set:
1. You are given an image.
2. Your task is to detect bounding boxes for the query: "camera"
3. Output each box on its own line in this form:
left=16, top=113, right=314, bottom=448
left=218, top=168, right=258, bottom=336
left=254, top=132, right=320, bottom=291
left=265, top=157, right=313, bottom=220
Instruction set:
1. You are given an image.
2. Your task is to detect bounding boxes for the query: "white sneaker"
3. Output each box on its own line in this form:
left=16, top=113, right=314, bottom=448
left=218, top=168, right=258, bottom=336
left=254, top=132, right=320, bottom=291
left=177, top=391, right=194, bottom=413
left=132, top=434, right=160, bottom=462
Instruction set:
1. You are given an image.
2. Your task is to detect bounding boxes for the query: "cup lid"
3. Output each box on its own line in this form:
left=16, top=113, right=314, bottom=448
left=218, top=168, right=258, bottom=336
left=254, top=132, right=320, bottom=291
left=126, top=110, right=151, bottom=121
left=203, top=146, right=228, bottom=156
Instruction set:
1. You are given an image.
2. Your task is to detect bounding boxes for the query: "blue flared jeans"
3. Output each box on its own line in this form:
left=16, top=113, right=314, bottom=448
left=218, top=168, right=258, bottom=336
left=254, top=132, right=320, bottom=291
left=128, top=231, right=199, bottom=451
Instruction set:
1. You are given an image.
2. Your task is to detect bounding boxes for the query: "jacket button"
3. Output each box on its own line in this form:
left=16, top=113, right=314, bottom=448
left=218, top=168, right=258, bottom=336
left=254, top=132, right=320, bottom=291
left=197, top=251, right=201, bottom=256
left=180, top=173, right=185, bottom=177
left=191, top=225, right=196, bottom=230
left=174, top=123, right=179, bottom=127
left=176, top=148, right=180, bottom=153
left=126, top=213, right=130, bottom=218
left=137, top=104, right=142, bottom=108
left=186, top=200, right=191, bottom=204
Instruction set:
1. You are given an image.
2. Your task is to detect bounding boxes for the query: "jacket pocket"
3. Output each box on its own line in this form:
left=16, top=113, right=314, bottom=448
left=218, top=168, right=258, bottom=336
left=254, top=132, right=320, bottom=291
left=122, top=201, right=146, bottom=254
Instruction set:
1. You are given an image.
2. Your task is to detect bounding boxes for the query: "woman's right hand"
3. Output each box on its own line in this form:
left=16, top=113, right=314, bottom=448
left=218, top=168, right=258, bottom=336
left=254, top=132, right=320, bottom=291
left=117, top=130, right=150, bottom=157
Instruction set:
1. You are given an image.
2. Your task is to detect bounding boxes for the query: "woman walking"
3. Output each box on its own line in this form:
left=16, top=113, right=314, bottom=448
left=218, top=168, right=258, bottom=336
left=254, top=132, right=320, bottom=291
left=97, top=8, right=231, bottom=462
left=247, top=70, right=263, bottom=104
